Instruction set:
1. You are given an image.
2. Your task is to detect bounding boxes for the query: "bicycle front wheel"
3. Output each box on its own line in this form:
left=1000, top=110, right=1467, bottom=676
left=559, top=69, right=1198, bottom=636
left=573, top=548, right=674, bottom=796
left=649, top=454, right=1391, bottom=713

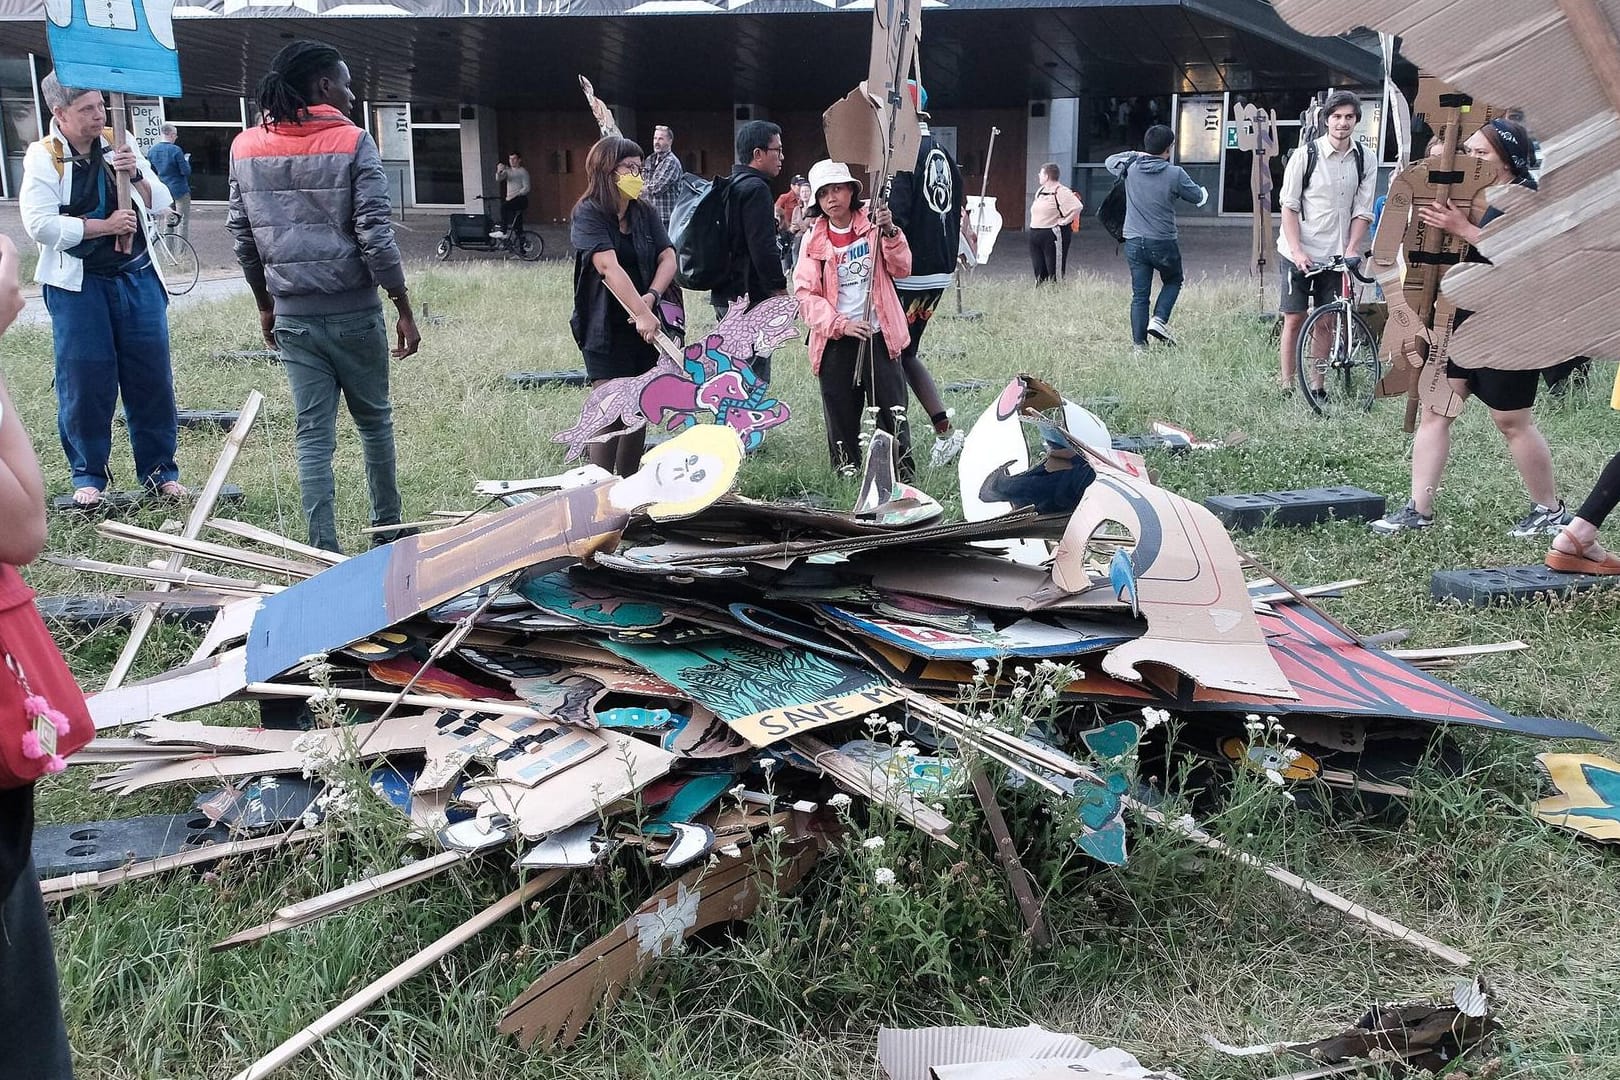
left=155, top=233, right=200, bottom=296
left=516, top=229, right=544, bottom=262
left=1296, top=303, right=1380, bottom=417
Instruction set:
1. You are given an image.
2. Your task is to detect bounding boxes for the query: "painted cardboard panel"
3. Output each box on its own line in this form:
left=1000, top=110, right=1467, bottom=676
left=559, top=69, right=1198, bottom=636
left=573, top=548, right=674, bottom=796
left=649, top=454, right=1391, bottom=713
left=1052, top=601, right=1608, bottom=740
left=516, top=570, right=672, bottom=630
left=459, top=728, right=673, bottom=840
left=1053, top=473, right=1296, bottom=699
left=46, top=0, right=181, bottom=97
left=1534, top=753, right=1620, bottom=842
left=818, top=605, right=1137, bottom=661
left=246, top=426, right=742, bottom=684
left=877, top=1025, right=1163, bottom=1080
left=605, top=636, right=902, bottom=746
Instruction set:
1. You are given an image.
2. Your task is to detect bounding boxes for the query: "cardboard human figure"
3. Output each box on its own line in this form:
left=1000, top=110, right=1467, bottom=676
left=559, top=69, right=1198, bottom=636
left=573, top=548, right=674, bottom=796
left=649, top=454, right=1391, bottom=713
left=555, top=295, right=797, bottom=459
left=1232, top=100, right=1279, bottom=290
left=1367, top=76, right=1507, bottom=422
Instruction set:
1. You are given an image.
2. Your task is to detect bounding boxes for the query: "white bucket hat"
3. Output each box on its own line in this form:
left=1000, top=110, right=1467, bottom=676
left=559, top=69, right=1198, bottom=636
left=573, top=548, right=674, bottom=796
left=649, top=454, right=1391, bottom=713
left=807, top=159, right=863, bottom=202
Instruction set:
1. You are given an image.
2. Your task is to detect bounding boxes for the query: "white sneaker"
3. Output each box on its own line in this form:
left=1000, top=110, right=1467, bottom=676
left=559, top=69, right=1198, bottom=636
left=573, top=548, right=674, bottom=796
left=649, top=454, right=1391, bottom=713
left=1146, top=316, right=1176, bottom=345
left=929, top=429, right=966, bottom=467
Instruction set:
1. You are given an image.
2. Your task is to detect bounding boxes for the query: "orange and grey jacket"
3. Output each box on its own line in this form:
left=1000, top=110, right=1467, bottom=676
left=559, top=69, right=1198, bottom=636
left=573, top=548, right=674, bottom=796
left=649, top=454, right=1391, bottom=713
left=227, top=105, right=405, bottom=316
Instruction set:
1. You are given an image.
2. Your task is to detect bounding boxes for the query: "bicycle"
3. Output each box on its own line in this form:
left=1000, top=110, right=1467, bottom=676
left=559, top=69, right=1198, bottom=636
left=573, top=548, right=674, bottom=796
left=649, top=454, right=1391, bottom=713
left=1294, top=254, right=1381, bottom=417
left=150, top=210, right=200, bottom=296
left=436, top=195, right=544, bottom=262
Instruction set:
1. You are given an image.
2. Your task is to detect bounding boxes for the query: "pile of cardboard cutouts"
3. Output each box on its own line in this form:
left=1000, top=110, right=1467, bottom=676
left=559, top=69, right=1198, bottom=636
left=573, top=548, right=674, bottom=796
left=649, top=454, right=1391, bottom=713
left=51, top=365, right=1606, bottom=1075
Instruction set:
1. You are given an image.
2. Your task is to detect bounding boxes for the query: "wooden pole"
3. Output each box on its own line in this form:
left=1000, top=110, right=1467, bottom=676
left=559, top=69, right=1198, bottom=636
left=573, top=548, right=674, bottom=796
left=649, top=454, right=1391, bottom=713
left=103, top=391, right=265, bottom=689
left=968, top=765, right=1051, bottom=947
left=110, top=92, right=132, bottom=255
left=228, top=870, right=564, bottom=1080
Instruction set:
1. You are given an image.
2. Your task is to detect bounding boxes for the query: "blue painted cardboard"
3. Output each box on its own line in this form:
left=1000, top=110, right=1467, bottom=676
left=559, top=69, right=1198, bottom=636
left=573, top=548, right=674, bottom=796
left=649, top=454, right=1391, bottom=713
left=46, top=0, right=182, bottom=97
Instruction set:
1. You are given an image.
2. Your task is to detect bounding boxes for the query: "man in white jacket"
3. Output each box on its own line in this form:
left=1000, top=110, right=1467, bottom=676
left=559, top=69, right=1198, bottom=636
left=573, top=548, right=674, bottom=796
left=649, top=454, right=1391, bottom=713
left=19, top=73, right=182, bottom=508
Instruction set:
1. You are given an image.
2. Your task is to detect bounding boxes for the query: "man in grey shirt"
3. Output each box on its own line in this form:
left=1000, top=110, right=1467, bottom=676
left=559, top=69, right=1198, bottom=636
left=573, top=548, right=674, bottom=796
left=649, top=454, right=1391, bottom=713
left=493, top=152, right=531, bottom=238
left=1105, top=124, right=1207, bottom=347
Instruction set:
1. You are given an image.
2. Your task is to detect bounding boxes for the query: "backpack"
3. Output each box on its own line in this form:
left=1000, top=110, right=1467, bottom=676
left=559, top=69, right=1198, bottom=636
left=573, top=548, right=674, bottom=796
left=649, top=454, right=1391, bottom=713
left=1098, top=156, right=1132, bottom=244
left=665, top=172, right=711, bottom=248
left=673, top=173, right=735, bottom=291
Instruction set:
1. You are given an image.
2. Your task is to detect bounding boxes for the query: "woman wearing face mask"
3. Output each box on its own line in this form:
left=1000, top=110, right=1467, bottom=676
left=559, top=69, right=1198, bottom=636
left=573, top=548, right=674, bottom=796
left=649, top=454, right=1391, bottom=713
left=570, top=135, right=677, bottom=476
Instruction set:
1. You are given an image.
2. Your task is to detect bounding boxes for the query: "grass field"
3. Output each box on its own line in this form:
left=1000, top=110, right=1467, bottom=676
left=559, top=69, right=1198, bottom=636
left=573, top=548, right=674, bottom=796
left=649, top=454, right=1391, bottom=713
left=7, top=261, right=1620, bottom=1079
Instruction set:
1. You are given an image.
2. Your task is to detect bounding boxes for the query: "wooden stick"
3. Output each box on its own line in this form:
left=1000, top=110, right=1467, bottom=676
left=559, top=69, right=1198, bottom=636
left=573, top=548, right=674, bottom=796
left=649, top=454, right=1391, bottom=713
left=43, top=555, right=278, bottom=594
left=99, top=518, right=323, bottom=579
left=246, top=681, right=551, bottom=722
left=111, top=92, right=132, bottom=255
left=206, top=517, right=346, bottom=565
left=213, top=850, right=471, bottom=951
left=39, top=828, right=317, bottom=902
left=1386, top=641, right=1528, bottom=662
left=228, top=870, right=564, bottom=1080
left=359, top=517, right=455, bottom=534
left=104, top=391, right=264, bottom=689
left=1127, top=798, right=1470, bottom=968
left=968, top=764, right=1051, bottom=947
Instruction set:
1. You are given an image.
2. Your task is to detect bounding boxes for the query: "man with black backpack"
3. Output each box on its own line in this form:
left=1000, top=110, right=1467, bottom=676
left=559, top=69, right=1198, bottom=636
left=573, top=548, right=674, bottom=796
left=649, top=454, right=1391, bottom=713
left=1276, top=89, right=1375, bottom=390
left=710, top=120, right=789, bottom=387
left=1104, top=123, right=1207, bottom=348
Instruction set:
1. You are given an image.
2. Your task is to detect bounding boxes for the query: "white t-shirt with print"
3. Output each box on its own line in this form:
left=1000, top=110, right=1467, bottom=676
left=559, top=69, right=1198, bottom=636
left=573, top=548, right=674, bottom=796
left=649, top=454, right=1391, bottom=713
left=828, top=222, right=873, bottom=319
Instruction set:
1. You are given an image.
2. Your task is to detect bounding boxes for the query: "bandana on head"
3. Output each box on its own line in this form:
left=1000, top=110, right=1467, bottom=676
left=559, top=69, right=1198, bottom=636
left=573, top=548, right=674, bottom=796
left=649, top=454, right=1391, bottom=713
left=1487, top=118, right=1534, bottom=181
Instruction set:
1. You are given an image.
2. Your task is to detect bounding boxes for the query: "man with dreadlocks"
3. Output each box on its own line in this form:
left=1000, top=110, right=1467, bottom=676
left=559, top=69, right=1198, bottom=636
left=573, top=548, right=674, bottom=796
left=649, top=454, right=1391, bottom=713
left=228, top=40, right=419, bottom=554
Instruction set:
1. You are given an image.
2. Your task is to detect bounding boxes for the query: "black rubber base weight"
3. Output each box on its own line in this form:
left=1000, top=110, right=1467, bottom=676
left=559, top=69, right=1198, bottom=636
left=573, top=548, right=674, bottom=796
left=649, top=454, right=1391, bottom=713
left=1431, top=564, right=1620, bottom=606
left=1205, top=486, right=1385, bottom=531
left=1111, top=434, right=1191, bottom=456
left=507, top=370, right=589, bottom=389
left=51, top=483, right=245, bottom=514
left=34, top=594, right=219, bottom=630
left=32, top=813, right=230, bottom=877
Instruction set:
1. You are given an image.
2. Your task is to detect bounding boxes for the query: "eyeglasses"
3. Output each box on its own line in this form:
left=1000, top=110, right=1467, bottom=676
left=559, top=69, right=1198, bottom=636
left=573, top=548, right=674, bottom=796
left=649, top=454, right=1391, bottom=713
left=614, top=161, right=641, bottom=174
left=766, top=145, right=785, bottom=156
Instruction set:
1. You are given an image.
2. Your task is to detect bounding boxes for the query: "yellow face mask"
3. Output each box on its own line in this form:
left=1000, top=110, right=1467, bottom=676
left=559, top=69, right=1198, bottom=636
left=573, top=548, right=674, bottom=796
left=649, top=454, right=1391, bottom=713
left=616, top=173, right=645, bottom=200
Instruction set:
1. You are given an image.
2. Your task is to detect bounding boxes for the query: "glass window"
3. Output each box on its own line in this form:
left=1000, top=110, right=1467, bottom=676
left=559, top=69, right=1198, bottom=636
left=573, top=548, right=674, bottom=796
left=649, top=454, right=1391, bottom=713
left=164, top=94, right=242, bottom=123
left=168, top=126, right=238, bottom=201
left=411, top=104, right=456, bottom=125
left=412, top=127, right=464, bottom=204
left=1086, top=94, right=1172, bottom=161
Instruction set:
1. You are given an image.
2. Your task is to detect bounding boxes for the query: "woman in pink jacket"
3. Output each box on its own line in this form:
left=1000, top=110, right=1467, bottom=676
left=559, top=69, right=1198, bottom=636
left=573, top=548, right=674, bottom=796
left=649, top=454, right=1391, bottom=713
left=793, top=159, right=914, bottom=478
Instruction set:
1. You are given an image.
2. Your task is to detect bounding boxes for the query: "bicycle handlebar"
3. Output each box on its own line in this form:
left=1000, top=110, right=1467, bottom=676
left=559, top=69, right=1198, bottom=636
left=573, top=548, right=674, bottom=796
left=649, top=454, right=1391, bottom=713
left=1306, top=256, right=1376, bottom=285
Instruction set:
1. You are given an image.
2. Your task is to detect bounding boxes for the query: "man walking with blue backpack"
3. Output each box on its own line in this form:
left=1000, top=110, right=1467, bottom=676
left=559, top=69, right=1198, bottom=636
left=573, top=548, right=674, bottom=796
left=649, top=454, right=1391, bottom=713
left=1104, top=124, right=1207, bottom=348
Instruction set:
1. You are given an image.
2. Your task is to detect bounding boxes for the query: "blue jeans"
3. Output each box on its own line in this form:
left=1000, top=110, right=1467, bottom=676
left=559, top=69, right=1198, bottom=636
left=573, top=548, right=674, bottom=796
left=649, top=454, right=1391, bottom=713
left=273, top=306, right=402, bottom=554
left=1124, top=237, right=1184, bottom=345
left=43, top=266, right=178, bottom=491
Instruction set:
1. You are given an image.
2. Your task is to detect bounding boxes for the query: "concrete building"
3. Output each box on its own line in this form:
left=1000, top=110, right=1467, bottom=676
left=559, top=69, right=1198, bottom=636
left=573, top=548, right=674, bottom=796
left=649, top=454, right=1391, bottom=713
left=0, top=0, right=1386, bottom=228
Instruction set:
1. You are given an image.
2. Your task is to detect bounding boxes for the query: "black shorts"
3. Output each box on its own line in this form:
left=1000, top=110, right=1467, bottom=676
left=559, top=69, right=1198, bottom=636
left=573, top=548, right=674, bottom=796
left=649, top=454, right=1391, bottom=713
left=583, top=340, right=657, bottom=382
left=1280, top=266, right=1340, bottom=314
left=1444, top=360, right=1540, bottom=412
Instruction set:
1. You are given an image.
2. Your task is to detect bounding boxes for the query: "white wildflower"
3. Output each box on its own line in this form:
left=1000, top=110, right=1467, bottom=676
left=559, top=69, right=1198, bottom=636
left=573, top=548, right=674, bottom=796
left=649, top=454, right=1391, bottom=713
left=1140, top=706, right=1170, bottom=731
left=873, top=866, right=897, bottom=887
left=1262, top=768, right=1285, bottom=786
left=861, top=836, right=886, bottom=850
left=718, top=843, right=742, bottom=858
left=828, top=793, right=853, bottom=810
left=971, top=658, right=990, bottom=674
left=886, top=720, right=903, bottom=737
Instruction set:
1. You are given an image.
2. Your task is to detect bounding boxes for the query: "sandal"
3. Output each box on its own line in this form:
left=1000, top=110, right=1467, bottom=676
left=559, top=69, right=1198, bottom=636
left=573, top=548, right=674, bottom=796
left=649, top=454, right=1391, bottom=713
left=154, top=480, right=192, bottom=500
left=1545, top=540, right=1620, bottom=576
left=71, top=486, right=103, bottom=509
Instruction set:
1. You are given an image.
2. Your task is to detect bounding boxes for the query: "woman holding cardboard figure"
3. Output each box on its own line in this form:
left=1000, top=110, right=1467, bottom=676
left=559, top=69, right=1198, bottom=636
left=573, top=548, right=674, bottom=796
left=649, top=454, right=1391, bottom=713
left=570, top=135, right=676, bottom=477
left=793, top=159, right=914, bottom=479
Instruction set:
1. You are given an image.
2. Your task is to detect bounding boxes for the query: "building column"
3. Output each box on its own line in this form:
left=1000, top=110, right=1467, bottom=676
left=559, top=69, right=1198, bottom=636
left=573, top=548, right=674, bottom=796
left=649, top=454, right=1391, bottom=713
left=1024, top=97, right=1078, bottom=220
left=460, top=104, right=497, bottom=214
